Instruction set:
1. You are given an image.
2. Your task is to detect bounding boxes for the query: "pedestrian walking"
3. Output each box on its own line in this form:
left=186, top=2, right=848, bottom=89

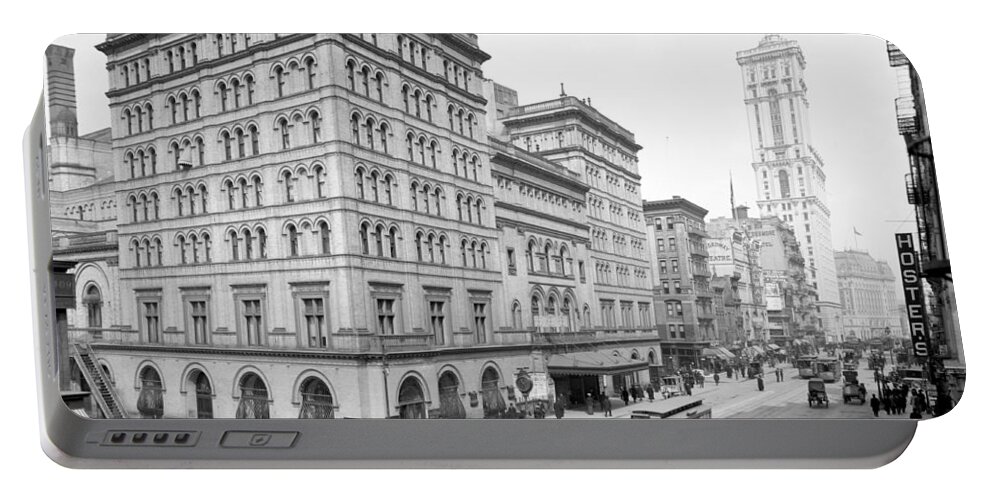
left=713, top=372, right=720, bottom=386
left=598, top=392, right=608, bottom=413
left=553, top=395, right=565, bottom=419
left=756, top=375, right=765, bottom=392
left=646, top=385, right=655, bottom=402
left=870, top=394, right=880, bottom=417
left=882, top=393, right=892, bottom=415
left=584, top=393, right=594, bottom=415
left=621, top=388, right=629, bottom=406
left=699, top=375, right=705, bottom=388
left=603, top=394, right=613, bottom=417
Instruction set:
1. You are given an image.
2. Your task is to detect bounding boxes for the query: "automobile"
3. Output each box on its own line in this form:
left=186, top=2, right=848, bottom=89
left=660, top=375, right=684, bottom=398
left=747, top=361, right=764, bottom=379
left=808, top=378, right=829, bottom=407
left=841, top=370, right=865, bottom=404
left=796, top=355, right=817, bottom=379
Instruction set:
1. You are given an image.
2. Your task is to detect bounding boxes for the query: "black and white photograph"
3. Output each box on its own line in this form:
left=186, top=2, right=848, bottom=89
left=44, top=33, right=964, bottom=421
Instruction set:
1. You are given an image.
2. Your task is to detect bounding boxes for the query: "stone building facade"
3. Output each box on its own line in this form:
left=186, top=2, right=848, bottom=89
left=736, top=35, right=842, bottom=342
left=56, top=34, right=661, bottom=419
left=644, top=196, right=716, bottom=371
left=834, top=250, right=904, bottom=341
left=706, top=208, right=768, bottom=345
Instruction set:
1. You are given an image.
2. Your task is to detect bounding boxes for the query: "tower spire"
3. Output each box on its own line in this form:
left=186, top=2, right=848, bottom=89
left=730, top=170, right=737, bottom=222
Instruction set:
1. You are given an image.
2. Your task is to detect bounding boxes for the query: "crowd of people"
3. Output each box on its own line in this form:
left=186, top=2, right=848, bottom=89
left=869, top=382, right=929, bottom=419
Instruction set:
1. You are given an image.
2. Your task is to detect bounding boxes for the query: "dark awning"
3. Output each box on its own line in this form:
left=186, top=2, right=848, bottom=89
left=702, top=347, right=732, bottom=360
left=547, top=352, right=649, bottom=377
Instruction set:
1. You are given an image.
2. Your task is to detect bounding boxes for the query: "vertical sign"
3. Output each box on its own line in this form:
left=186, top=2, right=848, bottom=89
left=895, top=233, right=931, bottom=357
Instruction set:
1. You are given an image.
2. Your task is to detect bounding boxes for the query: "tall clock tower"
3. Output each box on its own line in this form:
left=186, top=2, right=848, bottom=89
left=736, top=35, right=842, bottom=341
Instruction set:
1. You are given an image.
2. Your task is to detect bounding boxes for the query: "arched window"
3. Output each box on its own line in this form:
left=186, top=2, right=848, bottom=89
left=375, top=72, right=384, bottom=101
left=124, top=109, right=133, bottom=135
left=413, top=90, right=422, bottom=118
left=429, top=141, right=438, bottom=168
left=415, top=231, right=424, bottom=261
left=181, top=94, right=190, bottom=121
left=374, top=225, right=385, bottom=256
left=314, top=165, right=326, bottom=198
left=190, top=234, right=200, bottom=263
left=460, top=240, right=468, bottom=266
left=283, top=170, right=294, bottom=202
left=167, top=51, right=175, bottom=73
left=479, top=242, right=488, bottom=269
left=236, top=129, right=246, bottom=158
left=406, top=133, right=414, bottom=161
left=370, top=171, right=380, bottom=202
left=232, top=78, right=242, bottom=108
left=149, top=147, right=157, bottom=173
left=475, top=199, right=483, bottom=224
left=299, top=377, right=334, bottom=419
left=447, top=105, right=454, bottom=130
left=245, top=75, right=255, bottom=104
left=151, top=192, right=160, bottom=219
left=306, top=58, right=317, bottom=90
left=467, top=113, right=475, bottom=139
left=455, top=194, right=463, bottom=220
left=379, top=123, right=389, bottom=152
left=222, top=131, right=233, bottom=161
left=288, top=224, right=299, bottom=257
left=236, top=373, right=269, bottom=419
left=83, top=284, right=102, bottom=328
left=425, top=95, right=434, bottom=122
left=192, top=90, right=201, bottom=118
left=229, top=230, right=239, bottom=261
left=257, top=228, right=267, bottom=259
left=199, top=185, right=208, bottom=213
left=388, top=227, right=398, bottom=258
left=383, top=174, right=393, bottom=205
left=437, top=371, right=466, bottom=419
left=202, top=234, right=211, bottom=262
left=481, top=367, right=505, bottom=418
left=433, top=187, right=442, bottom=215
left=365, top=118, right=375, bottom=147
left=397, top=377, right=426, bottom=419
left=778, top=170, right=791, bottom=198
left=146, top=103, right=155, bottom=129
left=137, top=367, right=164, bottom=419
left=361, top=67, right=370, bottom=96
left=346, top=60, right=356, bottom=91
left=359, top=222, right=370, bottom=255
left=195, top=137, right=205, bottom=165
left=437, top=235, right=447, bottom=264
left=279, top=118, right=290, bottom=149
left=243, top=229, right=253, bottom=260
left=191, top=371, right=213, bottom=419
left=319, top=221, right=331, bottom=254
left=248, top=125, right=259, bottom=155
left=218, top=82, right=228, bottom=111
left=178, top=234, right=188, bottom=264
left=275, top=66, right=286, bottom=97
left=350, top=114, right=360, bottom=143
left=310, top=111, right=321, bottom=143
left=144, top=58, right=151, bottom=80
left=355, top=168, right=366, bottom=199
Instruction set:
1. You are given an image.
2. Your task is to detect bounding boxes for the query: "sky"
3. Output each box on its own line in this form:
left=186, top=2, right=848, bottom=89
left=58, top=33, right=914, bottom=280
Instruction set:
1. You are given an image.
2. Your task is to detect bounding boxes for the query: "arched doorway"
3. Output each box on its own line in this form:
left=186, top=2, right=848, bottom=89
left=480, top=367, right=506, bottom=418
left=83, top=284, right=102, bottom=328
left=236, top=373, right=269, bottom=419
left=437, top=371, right=466, bottom=419
left=181, top=370, right=213, bottom=419
left=397, top=377, right=427, bottom=419
left=299, top=377, right=335, bottom=419
left=137, top=366, right=164, bottom=419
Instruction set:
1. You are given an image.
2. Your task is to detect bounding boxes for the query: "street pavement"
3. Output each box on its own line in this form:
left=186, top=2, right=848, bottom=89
left=560, top=357, right=924, bottom=420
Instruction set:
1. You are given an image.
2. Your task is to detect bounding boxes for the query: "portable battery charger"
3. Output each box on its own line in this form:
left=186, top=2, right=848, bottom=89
left=26, top=33, right=964, bottom=467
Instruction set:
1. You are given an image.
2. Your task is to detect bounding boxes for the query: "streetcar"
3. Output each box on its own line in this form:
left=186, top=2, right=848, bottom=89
left=796, top=355, right=818, bottom=379
left=814, top=358, right=840, bottom=383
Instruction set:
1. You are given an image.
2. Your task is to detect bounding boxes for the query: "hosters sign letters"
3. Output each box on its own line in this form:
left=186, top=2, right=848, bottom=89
left=895, top=233, right=931, bottom=357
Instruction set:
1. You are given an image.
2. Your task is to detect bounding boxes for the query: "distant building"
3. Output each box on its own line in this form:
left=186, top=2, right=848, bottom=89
left=737, top=216, right=817, bottom=345
left=834, top=250, right=904, bottom=341
left=706, top=206, right=768, bottom=345
left=736, top=35, right=842, bottom=342
left=644, top=196, right=718, bottom=372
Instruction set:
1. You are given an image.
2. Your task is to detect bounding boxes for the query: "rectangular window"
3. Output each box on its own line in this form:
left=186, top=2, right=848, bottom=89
left=659, top=260, right=667, bottom=275
left=678, top=324, right=686, bottom=339
left=668, top=237, right=676, bottom=251
left=377, top=299, right=396, bottom=335
left=668, top=324, right=677, bottom=339
left=578, top=260, right=586, bottom=283
left=666, top=216, right=674, bottom=230
left=662, top=280, right=669, bottom=294
left=142, top=301, right=160, bottom=343
left=506, top=248, right=516, bottom=275
left=189, top=300, right=208, bottom=345
left=429, top=301, right=446, bottom=345
left=674, top=281, right=682, bottom=295
left=473, top=303, right=488, bottom=343
left=242, top=299, right=263, bottom=346
left=303, top=298, right=327, bottom=347
left=671, top=259, right=679, bottom=274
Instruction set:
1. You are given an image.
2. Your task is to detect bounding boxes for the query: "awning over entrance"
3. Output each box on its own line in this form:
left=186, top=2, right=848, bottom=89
left=702, top=347, right=733, bottom=360
left=767, top=343, right=781, bottom=351
left=547, top=352, right=649, bottom=377
left=717, top=347, right=737, bottom=359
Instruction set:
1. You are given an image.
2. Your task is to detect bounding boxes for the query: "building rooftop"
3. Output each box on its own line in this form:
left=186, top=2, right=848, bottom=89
left=643, top=196, right=709, bottom=218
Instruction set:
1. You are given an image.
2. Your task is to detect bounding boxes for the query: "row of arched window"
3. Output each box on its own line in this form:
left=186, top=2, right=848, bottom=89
left=345, top=58, right=386, bottom=101
left=132, top=364, right=334, bottom=419
left=127, top=112, right=321, bottom=178
left=415, top=230, right=489, bottom=269
left=525, top=239, right=573, bottom=276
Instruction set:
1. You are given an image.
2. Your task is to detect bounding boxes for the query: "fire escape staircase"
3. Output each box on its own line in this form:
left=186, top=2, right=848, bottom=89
left=71, top=344, right=126, bottom=418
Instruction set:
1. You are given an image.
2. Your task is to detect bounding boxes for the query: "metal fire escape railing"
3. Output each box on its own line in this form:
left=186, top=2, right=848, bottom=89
left=70, top=343, right=126, bottom=418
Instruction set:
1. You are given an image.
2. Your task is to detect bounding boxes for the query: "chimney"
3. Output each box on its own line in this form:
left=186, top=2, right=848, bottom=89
left=734, top=205, right=750, bottom=221
left=45, top=45, right=78, bottom=138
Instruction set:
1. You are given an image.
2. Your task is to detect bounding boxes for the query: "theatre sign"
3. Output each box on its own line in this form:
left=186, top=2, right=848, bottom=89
left=895, top=233, right=931, bottom=358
